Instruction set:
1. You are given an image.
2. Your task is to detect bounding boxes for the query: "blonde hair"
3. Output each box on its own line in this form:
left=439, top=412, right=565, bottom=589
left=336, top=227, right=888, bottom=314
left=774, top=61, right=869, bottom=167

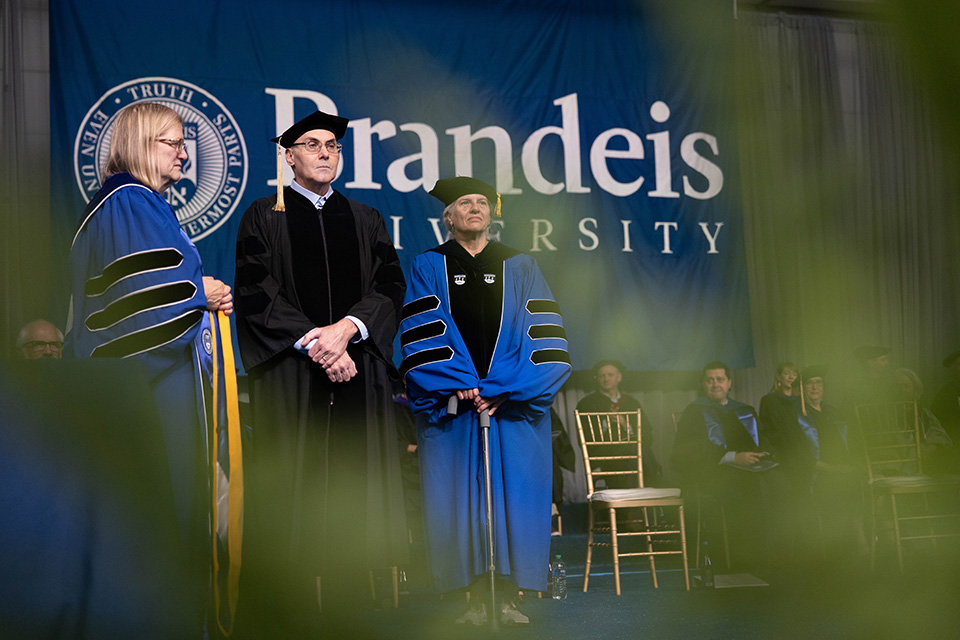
left=770, top=361, right=799, bottom=393
left=103, top=103, right=182, bottom=192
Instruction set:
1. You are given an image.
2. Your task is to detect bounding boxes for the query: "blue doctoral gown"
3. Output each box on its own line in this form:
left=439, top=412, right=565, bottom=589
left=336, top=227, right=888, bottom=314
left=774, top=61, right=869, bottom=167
left=65, top=172, right=210, bottom=547
left=400, top=241, right=571, bottom=592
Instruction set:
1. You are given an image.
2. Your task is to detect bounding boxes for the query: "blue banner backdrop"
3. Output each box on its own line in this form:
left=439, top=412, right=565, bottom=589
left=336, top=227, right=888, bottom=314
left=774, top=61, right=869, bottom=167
left=50, top=0, right=753, bottom=371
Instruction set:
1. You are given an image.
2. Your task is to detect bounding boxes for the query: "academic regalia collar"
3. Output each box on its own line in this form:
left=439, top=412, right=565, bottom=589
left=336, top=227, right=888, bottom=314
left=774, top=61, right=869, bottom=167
left=84, top=172, right=145, bottom=216
left=693, top=395, right=750, bottom=413
left=74, top=172, right=159, bottom=247
left=429, top=239, right=521, bottom=267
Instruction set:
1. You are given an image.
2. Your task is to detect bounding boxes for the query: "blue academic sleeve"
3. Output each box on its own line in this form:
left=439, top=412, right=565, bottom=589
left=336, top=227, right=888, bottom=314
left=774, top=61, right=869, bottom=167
left=67, top=183, right=207, bottom=378
left=399, top=252, right=479, bottom=423
left=480, top=255, right=571, bottom=417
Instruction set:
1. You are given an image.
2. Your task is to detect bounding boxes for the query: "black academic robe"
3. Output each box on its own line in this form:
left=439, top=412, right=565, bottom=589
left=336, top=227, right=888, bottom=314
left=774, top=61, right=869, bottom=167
left=234, top=188, right=407, bottom=607
left=932, top=379, right=960, bottom=444
left=671, top=397, right=768, bottom=483
left=759, top=392, right=813, bottom=488
left=671, top=397, right=788, bottom=565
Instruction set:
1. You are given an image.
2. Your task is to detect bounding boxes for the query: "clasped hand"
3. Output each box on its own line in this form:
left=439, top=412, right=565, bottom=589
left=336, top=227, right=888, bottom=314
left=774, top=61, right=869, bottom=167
left=455, top=388, right=506, bottom=415
left=302, top=319, right=358, bottom=383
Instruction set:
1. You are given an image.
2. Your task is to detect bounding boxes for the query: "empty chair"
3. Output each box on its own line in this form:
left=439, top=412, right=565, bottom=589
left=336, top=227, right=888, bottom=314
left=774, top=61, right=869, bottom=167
left=857, top=401, right=960, bottom=572
left=576, top=409, right=690, bottom=593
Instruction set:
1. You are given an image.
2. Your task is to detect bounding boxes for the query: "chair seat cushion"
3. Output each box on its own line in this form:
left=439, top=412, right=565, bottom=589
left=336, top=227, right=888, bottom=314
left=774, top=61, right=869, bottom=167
left=870, top=475, right=938, bottom=488
left=589, top=487, right=681, bottom=502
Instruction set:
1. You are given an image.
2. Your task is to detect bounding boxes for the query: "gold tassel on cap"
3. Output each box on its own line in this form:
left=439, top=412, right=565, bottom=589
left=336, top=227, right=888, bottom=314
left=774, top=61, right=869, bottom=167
left=272, top=144, right=286, bottom=212
left=494, top=192, right=501, bottom=218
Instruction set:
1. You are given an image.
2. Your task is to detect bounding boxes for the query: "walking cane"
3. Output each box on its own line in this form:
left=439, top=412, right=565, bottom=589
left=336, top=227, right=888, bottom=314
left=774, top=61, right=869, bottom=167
left=479, top=408, right=499, bottom=631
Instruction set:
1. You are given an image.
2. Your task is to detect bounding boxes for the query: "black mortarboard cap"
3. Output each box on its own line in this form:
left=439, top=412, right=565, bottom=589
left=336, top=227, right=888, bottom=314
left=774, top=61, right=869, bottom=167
left=943, top=350, right=960, bottom=368
left=802, top=364, right=827, bottom=382
left=854, top=345, right=890, bottom=364
left=271, top=110, right=349, bottom=148
left=429, top=177, right=501, bottom=217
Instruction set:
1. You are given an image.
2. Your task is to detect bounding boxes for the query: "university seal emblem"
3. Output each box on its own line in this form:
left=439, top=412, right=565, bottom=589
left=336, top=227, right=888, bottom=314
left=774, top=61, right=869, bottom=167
left=73, top=77, right=248, bottom=242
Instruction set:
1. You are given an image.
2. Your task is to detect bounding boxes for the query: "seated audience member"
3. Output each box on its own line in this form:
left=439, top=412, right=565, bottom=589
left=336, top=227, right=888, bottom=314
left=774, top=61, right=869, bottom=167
left=671, top=362, right=786, bottom=567
left=759, top=362, right=808, bottom=485
left=800, top=366, right=866, bottom=563
left=576, top=359, right=662, bottom=487
left=15, top=320, right=64, bottom=360
left=931, top=349, right=960, bottom=445
left=849, top=345, right=896, bottom=405
left=895, top=367, right=954, bottom=474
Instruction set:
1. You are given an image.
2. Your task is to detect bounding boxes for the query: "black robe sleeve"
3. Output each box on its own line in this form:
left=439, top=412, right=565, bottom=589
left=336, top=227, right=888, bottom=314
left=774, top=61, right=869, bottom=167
left=234, top=196, right=316, bottom=371
left=342, top=196, right=405, bottom=367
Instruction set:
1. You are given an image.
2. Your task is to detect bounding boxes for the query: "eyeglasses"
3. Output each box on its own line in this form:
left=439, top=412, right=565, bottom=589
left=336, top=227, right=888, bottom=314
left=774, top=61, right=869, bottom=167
left=23, top=340, right=64, bottom=351
left=291, top=139, right=343, bottom=155
left=157, top=138, right=187, bottom=152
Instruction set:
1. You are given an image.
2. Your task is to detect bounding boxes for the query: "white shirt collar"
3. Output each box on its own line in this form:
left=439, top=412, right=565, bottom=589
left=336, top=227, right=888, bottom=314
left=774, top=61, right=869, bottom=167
left=290, top=179, right=334, bottom=210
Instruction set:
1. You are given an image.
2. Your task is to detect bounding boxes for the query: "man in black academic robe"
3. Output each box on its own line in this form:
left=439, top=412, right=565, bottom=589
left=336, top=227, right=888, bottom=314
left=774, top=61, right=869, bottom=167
left=234, top=111, right=407, bottom=636
left=671, top=362, right=788, bottom=571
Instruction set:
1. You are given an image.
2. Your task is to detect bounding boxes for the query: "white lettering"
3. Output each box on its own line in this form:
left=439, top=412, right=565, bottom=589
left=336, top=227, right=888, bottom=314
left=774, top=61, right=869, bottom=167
left=699, top=222, right=724, bottom=254
left=390, top=216, right=403, bottom=250
left=446, top=125, right=521, bottom=195
left=654, top=221, right=679, bottom=254
left=345, top=118, right=396, bottom=190
left=646, top=100, right=678, bottom=198
left=521, top=93, right=589, bottom=195
left=530, top=219, right=558, bottom=252
left=427, top=218, right=447, bottom=245
left=386, top=123, right=439, bottom=193
left=590, top=128, right=645, bottom=197
left=578, top=218, right=599, bottom=251
left=681, top=132, right=723, bottom=200
left=621, top=219, right=634, bottom=252
left=488, top=219, right=504, bottom=242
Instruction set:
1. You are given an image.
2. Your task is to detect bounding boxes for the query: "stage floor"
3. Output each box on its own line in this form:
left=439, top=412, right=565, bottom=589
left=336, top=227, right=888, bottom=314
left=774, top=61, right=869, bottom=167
left=363, top=531, right=960, bottom=640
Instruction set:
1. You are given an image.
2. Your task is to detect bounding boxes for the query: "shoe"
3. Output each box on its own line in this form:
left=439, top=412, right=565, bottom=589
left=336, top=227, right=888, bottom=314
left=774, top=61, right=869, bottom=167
left=455, top=602, right=487, bottom=626
left=499, top=600, right=530, bottom=626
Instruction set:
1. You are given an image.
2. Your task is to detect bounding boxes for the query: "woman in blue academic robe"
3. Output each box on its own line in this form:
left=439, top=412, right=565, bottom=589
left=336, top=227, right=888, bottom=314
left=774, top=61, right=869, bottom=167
left=65, top=102, right=233, bottom=635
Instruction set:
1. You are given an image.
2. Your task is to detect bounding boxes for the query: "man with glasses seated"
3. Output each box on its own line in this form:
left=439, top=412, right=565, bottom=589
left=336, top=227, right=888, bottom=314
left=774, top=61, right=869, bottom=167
left=16, top=320, right=64, bottom=360
left=234, top=110, right=407, bottom=637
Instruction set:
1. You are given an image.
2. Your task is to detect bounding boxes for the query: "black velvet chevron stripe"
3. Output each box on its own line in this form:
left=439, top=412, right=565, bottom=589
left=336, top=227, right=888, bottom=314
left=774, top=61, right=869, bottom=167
left=85, top=249, right=184, bottom=296
left=527, top=324, right=567, bottom=341
left=85, top=282, right=198, bottom=331
left=90, top=309, right=204, bottom=358
left=401, top=295, right=441, bottom=321
left=401, top=320, right=446, bottom=349
left=525, top=299, right=561, bottom=315
left=400, top=346, right=454, bottom=378
left=531, top=348, right=571, bottom=365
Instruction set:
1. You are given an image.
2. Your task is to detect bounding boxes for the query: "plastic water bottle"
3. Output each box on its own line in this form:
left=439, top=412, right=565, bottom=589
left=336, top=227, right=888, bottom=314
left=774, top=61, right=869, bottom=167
left=700, top=541, right=714, bottom=589
left=550, top=554, right=567, bottom=599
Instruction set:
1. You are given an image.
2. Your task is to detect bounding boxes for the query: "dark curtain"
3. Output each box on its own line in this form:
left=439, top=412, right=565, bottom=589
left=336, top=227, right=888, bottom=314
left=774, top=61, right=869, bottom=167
left=1, top=0, right=53, bottom=358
